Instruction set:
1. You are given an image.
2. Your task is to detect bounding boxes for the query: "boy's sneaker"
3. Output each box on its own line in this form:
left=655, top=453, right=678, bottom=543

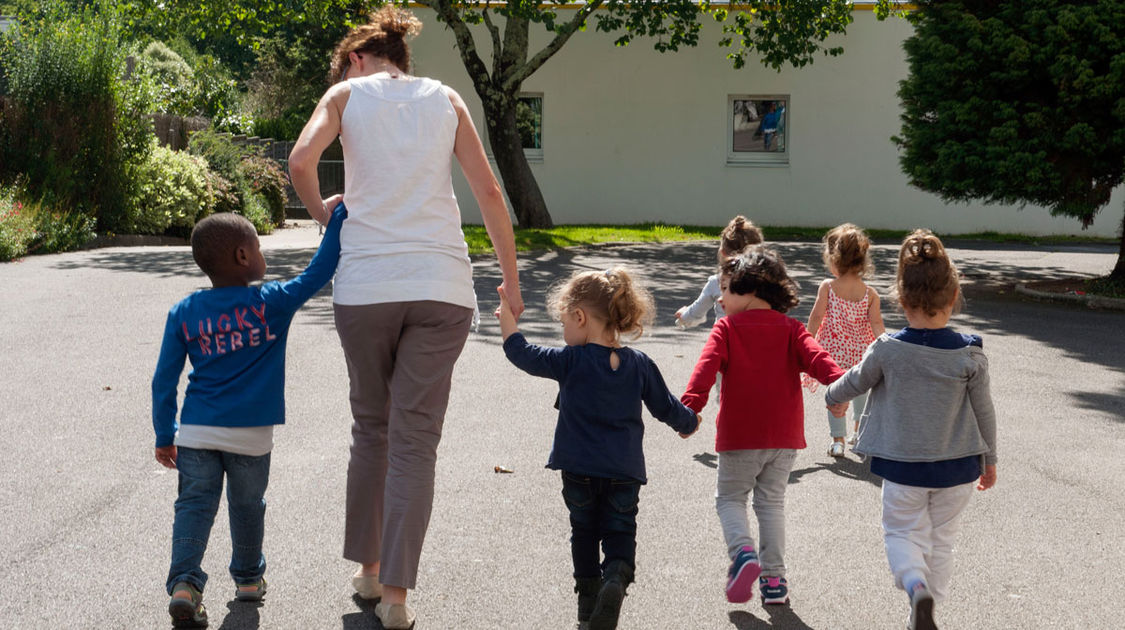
left=828, top=442, right=845, bottom=457
left=847, top=433, right=858, bottom=446
left=725, top=546, right=762, bottom=603
left=168, top=582, right=208, bottom=628
left=235, top=578, right=267, bottom=602
left=758, top=576, right=790, bottom=605
left=908, top=582, right=937, bottom=630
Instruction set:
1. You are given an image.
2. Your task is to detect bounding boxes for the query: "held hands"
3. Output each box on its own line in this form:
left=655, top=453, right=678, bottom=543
left=321, top=194, right=345, bottom=224
left=679, top=414, right=703, bottom=439
left=155, top=445, right=178, bottom=469
left=498, top=282, right=524, bottom=319
left=977, top=464, right=997, bottom=490
left=827, top=401, right=849, bottom=418
left=495, top=286, right=520, bottom=340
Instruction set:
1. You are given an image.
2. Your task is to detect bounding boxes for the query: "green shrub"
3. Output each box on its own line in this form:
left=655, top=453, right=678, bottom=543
left=127, top=143, right=214, bottom=235
left=0, top=184, right=96, bottom=261
left=241, top=192, right=274, bottom=235
left=239, top=155, right=289, bottom=225
left=137, top=40, right=241, bottom=122
left=0, top=188, right=36, bottom=262
left=0, top=1, right=153, bottom=233
left=188, top=129, right=287, bottom=230
left=27, top=205, right=96, bottom=255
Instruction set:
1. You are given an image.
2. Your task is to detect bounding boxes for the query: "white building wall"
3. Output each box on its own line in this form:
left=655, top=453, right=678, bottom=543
left=411, top=8, right=1121, bottom=237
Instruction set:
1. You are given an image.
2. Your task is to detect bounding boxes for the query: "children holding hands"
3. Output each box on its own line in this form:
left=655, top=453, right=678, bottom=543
left=497, top=268, right=700, bottom=630
left=825, top=230, right=998, bottom=630
left=152, top=201, right=346, bottom=628
left=680, top=246, right=845, bottom=607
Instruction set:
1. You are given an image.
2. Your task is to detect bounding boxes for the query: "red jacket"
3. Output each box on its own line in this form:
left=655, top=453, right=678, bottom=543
left=681, top=308, right=844, bottom=452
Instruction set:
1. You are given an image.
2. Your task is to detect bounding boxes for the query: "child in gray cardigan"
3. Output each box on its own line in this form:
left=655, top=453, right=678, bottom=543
left=825, top=230, right=997, bottom=630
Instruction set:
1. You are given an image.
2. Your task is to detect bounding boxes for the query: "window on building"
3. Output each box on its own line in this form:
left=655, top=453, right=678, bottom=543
left=483, top=93, right=543, bottom=163
left=516, top=94, right=543, bottom=162
left=727, top=95, right=789, bottom=166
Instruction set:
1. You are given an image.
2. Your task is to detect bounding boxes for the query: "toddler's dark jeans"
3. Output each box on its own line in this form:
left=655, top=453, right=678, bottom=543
left=561, top=471, right=640, bottom=579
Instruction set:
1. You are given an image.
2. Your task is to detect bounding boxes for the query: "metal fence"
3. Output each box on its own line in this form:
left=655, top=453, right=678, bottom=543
left=260, top=140, right=345, bottom=218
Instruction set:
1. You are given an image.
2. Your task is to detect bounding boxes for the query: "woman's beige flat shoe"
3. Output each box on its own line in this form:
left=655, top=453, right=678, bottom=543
left=375, top=602, right=416, bottom=629
left=351, top=574, right=383, bottom=600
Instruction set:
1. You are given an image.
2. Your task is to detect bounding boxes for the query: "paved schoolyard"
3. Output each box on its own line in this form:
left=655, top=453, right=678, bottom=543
left=0, top=223, right=1121, bottom=629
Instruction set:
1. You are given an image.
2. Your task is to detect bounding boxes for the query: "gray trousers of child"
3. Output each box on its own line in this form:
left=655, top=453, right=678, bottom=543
left=335, top=301, right=473, bottom=589
left=716, top=449, right=798, bottom=577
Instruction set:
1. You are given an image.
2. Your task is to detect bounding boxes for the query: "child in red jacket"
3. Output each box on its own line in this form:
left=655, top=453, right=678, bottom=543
left=681, top=246, right=844, bottom=607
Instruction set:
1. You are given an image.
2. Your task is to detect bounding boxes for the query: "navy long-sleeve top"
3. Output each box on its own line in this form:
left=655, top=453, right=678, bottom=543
left=151, top=205, right=345, bottom=448
left=503, top=332, right=698, bottom=483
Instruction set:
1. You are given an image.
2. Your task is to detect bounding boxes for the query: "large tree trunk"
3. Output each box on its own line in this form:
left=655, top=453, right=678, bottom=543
left=483, top=95, right=553, bottom=228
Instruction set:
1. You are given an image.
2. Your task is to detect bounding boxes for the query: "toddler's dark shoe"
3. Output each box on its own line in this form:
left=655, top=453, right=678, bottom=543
left=589, top=561, right=633, bottom=630
left=234, top=578, right=267, bottom=602
left=907, top=582, right=937, bottom=630
left=168, top=581, right=208, bottom=628
left=759, top=576, right=790, bottom=605
left=575, top=576, right=602, bottom=629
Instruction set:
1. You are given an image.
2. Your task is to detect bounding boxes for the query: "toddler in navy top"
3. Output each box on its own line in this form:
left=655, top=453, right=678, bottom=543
left=152, top=201, right=345, bottom=628
left=498, top=268, right=700, bottom=630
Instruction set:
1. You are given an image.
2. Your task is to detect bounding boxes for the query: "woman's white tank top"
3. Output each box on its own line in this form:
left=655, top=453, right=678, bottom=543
left=332, top=73, right=476, bottom=310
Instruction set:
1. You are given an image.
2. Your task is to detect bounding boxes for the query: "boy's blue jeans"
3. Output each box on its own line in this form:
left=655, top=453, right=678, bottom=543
left=166, top=447, right=270, bottom=594
left=561, top=471, right=641, bottom=579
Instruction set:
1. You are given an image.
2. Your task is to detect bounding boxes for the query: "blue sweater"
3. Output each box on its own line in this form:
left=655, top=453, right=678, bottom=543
left=503, top=333, right=698, bottom=483
left=151, top=206, right=345, bottom=448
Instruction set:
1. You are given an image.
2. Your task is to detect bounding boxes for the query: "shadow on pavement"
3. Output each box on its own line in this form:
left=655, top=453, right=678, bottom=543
left=788, top=455, right=881, bottom=489
left=341, top=594, right=382, bottom=629
left=53, top=239, right=1124, bottom=422
left=730, top=605, right=813, bottom=629
left=216, top=599, right=262, bottom=630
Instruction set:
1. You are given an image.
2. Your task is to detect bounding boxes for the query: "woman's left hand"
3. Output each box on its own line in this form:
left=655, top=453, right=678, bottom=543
left=498, top=281, right=524, bottom=319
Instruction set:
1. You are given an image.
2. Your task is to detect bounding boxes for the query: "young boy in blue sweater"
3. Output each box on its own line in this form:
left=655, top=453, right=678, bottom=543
left=152, top=202, right=345, bottom=628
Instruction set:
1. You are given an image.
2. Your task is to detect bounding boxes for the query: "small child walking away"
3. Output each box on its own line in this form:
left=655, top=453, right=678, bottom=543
left=680, top=247, right=844, bottom=606
left=497, top=268, right=700, bottom=630
left=825, top=230, right=997, bottom=630
left=803, top=223, right=885, bottom=457
left=152, top=203, right=346, bottom=628
left=674, top=215, right=763, bottom=329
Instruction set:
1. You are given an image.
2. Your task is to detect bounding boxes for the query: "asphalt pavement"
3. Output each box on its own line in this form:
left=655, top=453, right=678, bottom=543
left=1, top=223, right=1121, bottom=629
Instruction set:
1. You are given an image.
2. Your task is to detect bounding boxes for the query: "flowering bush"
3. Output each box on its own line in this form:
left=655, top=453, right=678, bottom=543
left=0, top=185, right=96, bottom=262
left=0, top=193, right=36, bottom=262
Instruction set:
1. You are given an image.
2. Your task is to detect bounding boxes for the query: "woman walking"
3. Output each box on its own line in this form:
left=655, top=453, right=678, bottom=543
left=288, top=7, right=522, bottom=628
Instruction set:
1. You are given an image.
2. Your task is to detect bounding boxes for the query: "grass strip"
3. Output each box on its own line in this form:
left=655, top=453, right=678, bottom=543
left=462, top=224, right=1117, bottom=255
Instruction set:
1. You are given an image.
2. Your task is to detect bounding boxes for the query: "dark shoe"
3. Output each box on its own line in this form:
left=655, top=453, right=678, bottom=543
left=759, top=576, right=790, bottom=605
left=234, top=578, right=267, bottom=602
left=908, top=582, right=937, bottom=630
left=575, top=576, right=602, bottom=627
left=589, top=561, right=633, bottom=630
left=169, top=582, right=208, bottom=628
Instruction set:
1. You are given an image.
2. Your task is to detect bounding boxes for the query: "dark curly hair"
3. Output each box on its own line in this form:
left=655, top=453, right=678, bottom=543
left=721, top=245, right=800, bottom=313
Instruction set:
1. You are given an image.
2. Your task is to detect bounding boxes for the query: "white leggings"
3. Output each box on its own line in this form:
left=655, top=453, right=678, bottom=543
left=881, top=479, right=975, bottom=603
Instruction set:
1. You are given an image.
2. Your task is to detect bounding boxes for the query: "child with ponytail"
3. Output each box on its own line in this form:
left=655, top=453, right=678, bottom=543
left=825, top=230, right=998, bottom=630
left=498, top=268, right=701, bottom=630
left=675, top=215, right=764, bottom=328
left=803, top=223, right=885, bottom=457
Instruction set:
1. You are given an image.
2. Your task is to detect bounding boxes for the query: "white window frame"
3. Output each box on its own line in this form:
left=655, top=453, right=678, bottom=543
left=726, top=94, right=789, bottom=167
left=484, top=92, right=544, bottom=164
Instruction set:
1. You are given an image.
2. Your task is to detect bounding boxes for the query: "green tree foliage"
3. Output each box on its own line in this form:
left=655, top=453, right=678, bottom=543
left=0, top=0, right=153, bottom=233
left=100, top=0, right=856, bottom=227
left=895, top=0, right=1125, bottom=280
